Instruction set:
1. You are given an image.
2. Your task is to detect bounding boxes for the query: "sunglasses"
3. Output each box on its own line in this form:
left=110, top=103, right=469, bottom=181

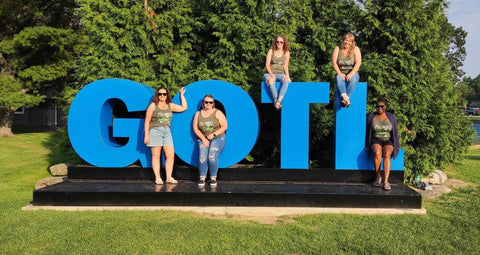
left=276, top=41, right=284, bottom=44
left=204, top=101, right=214, bottom=104
left=376, top=105, right=386, bottom=108
left=158, top=93, right=168, bottom=96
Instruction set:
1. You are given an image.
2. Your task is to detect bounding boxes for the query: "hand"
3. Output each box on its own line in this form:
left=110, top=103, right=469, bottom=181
left=179, top=87, right=186, bottom=95
left=201, top=138, right=210, bottom=147
left=144, top=135, right=149, bottom=145
left=338, top=73, right=346, bottom=81
left=207, top=133, right=215, bottom=140
left=345, top=73, right=353, bottom=81
left=270, top=74, right=276, bottom=80
left=283, top=75, right=291, bottom=82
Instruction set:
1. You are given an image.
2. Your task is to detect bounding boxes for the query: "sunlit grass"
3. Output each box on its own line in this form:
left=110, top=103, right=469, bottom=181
left=1, top=133, right=479, bottom=254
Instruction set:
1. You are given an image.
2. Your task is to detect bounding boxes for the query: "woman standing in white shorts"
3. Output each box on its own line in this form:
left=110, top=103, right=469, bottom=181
left=144, top=86, right=187, bottom=185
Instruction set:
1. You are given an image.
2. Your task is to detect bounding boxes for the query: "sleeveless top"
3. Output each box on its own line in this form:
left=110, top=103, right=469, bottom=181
left=198, top=109, right=225, bottom=137
left=337, top=48, right=355, bottom=74
left=372, top=116, right=392, bottom=142
left=270, top=51, right=285, bottom=74
left=150, top=103, right=172, bottom=129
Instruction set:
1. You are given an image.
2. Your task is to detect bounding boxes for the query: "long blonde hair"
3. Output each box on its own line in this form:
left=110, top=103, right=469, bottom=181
left=340, top=33, right=356, bottom=58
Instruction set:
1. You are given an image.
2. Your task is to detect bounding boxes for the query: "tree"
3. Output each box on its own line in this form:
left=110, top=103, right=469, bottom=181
left=0, top=0, right=80, bottom=136
left=461, top=75, right=480, bottom=103
left=69, top=0, right=473, bottom=178
left=358, top=0, right=474, bottom=178
left=75, top=0, right=194, bottom=90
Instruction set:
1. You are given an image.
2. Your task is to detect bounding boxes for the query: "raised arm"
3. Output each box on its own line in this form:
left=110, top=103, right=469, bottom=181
left=171, top=87, right=187, bottom=112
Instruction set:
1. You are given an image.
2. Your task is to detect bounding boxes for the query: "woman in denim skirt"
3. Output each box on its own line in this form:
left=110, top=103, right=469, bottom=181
left=144, top=86, right=187, bottom=185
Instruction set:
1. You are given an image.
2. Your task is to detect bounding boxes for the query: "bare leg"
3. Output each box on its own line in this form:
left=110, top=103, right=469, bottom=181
left=151, top=147, right=162, bottom=181
left=372, top=144, right=383, bottom=180
left=382, top=145, right=394, bottom=183
left=163, top=146, right=175, bottom=181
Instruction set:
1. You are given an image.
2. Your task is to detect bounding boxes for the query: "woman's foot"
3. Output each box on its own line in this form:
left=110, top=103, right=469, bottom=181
left=342, top=95, right=350, bottom=107
left=210, top=179, right=217, bottom=188
left=274, top=100, right=282, bottom=110
left=345, top=99, right=351, bottom=107
left=372, top=177, right=382, bottom=187
left=383, top=182, right=391, bottom=190
left=197, top=179, right=205, bottom=188
left=155, top=178, right=163, bottom=185
left=166, top=177, right=178, bottom=184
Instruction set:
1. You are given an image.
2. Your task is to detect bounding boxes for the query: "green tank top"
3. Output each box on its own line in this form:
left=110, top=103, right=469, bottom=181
left=337, top=48, right=355, bottom=74
left=198, top=109, right=225, bottom=137
left=150, top=103, right=172, bottom=129
left=270, top=51, right=285, bottom=74
left=372, top=116, right=392, bottom=142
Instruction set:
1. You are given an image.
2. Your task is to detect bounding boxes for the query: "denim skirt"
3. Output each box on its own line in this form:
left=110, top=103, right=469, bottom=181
left=148, top=126, right=173, bottom=147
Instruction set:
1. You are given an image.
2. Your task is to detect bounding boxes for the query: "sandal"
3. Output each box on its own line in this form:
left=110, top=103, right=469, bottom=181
left=345, top=99, right=351, bottom=108
left=372, top=177, right=382, bottom=187
left=166, top=177, right=178, bottom=184
left=155, top=178, right=163, bottom=185
left=383, top=182, right=391, bottom=190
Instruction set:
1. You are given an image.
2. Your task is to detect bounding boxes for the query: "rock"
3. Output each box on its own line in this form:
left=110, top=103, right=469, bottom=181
left=49, top=163, right=68, bottom=176
left=35, top=177, right=67, bottom=190
left=423, top=170, right=448, bottom=184
left=409, top=178, right=468, bottom=200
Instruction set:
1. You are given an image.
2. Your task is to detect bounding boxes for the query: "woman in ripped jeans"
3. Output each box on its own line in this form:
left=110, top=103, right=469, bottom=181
left=192, top=95, right=228, bottom=188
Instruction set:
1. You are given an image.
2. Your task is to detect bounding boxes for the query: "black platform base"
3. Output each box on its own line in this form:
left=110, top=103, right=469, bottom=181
left=68, top=165, right=406, bottom=183
left=33, top=180, right=421, bottom=208
left=32, top=166, right=421, bottom=209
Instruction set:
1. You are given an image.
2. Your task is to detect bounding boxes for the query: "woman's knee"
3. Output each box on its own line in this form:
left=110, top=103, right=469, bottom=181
left=165, top=150, right=175, bottom=159
left=383, top=151, right=392, bottom=159
left=266, top=77, right=274, bottom=84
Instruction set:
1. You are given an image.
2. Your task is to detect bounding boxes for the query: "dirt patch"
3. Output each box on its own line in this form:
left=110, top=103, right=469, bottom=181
left=470, top=145, right=480, bottom=149
left=410, top=178, right=469, bottom=199
left=201, top=214, right=298, bottom=225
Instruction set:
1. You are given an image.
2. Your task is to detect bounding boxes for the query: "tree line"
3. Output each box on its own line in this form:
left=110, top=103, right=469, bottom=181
left=0, top=0, right=475, bottom=180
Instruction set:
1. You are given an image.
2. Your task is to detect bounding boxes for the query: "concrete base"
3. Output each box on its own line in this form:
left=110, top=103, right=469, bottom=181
left=23, top=204, right=426, bottom=216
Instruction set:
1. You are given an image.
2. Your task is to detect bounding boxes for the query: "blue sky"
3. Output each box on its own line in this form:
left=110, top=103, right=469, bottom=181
left=447, top=0, right=480, bottom=78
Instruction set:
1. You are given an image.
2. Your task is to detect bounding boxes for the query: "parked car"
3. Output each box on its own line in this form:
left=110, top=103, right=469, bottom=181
left=466, top=107, right=480, bottom=116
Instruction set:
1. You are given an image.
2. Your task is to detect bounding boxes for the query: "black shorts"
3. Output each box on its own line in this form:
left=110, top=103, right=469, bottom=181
left=371, top=137, right=393, bottom=147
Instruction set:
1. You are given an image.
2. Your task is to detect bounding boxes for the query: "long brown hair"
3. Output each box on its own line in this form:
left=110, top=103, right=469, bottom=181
left=201, top=94, right=215, bottom=109
left=153, top=86, right=172, bottom=104
left=272, top=35, right=289, bottom=52
left=340, top=33, right=356, bottom=58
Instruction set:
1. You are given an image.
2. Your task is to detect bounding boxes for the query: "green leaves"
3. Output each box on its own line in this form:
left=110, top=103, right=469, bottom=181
left=0, top=75, right=44, bottom=109
left=68, top=0, right=473, bottom=175
left=360, top=0, right=473, bottom=179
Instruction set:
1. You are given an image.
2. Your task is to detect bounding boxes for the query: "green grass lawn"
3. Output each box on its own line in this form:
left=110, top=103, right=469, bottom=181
left=1, top=131, right=479, bottom=254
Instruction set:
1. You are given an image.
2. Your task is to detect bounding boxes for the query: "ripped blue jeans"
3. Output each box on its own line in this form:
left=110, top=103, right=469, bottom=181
left=198, top=135, right=226, bottom=179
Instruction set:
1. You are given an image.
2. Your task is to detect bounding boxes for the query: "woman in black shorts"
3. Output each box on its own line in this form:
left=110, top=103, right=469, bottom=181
left=365, top=97, right=400, bottom=190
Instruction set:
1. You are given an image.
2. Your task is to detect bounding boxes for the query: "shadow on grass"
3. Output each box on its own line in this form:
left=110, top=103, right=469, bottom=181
left=465, top=155, right=480, bottom=161
left=12, top=125, right=56, bottom=134
left=39, top=126, right=85, bottom=167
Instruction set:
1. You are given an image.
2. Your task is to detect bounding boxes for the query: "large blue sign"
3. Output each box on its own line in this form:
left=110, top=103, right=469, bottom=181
left=170, top=80, right=259, bottom=168
left=261, top=82, right=330, bottom=168
left=68, top=78, right=404, bottom=170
